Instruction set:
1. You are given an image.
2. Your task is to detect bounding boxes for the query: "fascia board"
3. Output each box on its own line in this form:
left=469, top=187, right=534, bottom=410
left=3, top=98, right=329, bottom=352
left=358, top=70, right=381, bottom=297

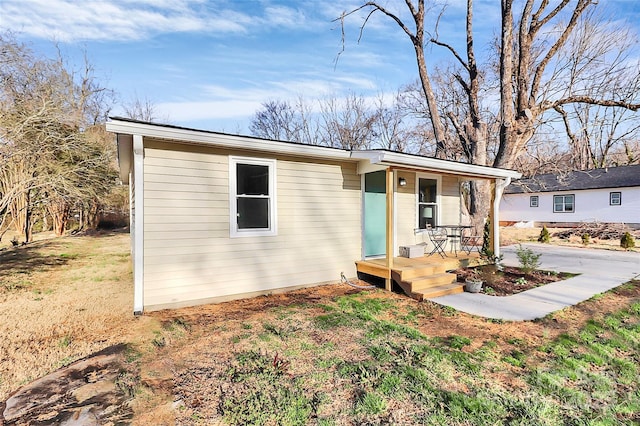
left=352, top=151, right=521, bottom=180
left=106, top=119, right=353, bottom=161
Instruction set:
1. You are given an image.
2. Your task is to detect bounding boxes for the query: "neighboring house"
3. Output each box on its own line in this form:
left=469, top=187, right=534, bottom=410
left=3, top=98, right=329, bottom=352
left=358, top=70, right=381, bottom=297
left=500, top=165, right=640, bottom=228
left=106, top=118, right=520, bottom=314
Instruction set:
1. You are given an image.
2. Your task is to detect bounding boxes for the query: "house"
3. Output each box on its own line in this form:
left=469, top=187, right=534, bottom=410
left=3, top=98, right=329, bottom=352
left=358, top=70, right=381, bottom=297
left=500, top=165, right=640, bottom=228
left=106, top=118, right=521, bottom=314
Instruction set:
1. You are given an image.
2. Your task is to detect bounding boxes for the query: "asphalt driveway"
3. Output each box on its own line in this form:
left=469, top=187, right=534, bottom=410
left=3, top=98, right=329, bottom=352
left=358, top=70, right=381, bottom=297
left=430, top=244, right=640, bottom=321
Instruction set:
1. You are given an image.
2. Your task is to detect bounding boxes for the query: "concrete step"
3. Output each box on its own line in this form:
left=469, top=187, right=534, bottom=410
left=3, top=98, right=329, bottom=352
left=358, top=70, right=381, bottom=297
left=406, top=272, right=457, bottom=291
left=415, top=283, right=465, bottom=299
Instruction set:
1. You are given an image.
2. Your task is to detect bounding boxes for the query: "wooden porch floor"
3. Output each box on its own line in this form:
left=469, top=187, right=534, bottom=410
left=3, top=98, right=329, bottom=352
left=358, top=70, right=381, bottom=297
left=356, top=253, right=484, bottom=300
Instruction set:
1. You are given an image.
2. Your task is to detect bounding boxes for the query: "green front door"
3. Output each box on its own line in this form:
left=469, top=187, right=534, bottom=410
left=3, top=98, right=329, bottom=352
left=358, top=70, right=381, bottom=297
left=364, top=170, right=386, bottom=257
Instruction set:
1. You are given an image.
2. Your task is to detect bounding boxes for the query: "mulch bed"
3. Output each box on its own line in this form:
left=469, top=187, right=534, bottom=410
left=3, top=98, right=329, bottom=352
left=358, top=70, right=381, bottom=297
left=455, top=266, right=573, bottom=296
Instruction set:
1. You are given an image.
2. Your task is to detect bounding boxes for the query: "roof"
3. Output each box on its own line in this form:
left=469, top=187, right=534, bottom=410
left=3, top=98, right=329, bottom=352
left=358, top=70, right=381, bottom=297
left=505, top=164, right=640, bottom=194
left=106, top=117, right=521, bottom=183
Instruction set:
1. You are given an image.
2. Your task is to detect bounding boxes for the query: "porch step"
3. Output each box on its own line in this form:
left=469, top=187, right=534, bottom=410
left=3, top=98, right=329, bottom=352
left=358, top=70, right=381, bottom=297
left=405, top=272, right=457, bottom=291
left=415, top=283, right=464, bottom=299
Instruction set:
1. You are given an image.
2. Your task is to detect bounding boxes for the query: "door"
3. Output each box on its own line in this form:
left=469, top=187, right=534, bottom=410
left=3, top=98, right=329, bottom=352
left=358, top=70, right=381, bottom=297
left=364, top=170, right=386, bottom=257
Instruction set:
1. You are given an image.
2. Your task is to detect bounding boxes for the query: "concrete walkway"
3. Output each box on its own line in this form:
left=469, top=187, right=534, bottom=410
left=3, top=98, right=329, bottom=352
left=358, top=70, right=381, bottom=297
left=429, top=244, right=640, bottom=321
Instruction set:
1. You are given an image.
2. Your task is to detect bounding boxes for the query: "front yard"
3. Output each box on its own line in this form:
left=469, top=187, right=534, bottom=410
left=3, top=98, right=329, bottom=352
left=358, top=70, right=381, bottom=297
left=1, top=232, right=639, bottom=424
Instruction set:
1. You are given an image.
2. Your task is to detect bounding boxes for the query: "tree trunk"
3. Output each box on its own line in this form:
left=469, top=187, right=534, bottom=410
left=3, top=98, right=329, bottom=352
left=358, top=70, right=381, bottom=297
left=48, top=199, right=70, bottom=236
left=86, top=200, right=101, bottom=230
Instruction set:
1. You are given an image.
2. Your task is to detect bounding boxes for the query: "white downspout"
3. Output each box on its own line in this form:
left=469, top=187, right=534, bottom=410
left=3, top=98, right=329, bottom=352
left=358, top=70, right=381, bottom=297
left=492, top=177, right=511, bottom=259
left=132, top=134, right=144, bottom=315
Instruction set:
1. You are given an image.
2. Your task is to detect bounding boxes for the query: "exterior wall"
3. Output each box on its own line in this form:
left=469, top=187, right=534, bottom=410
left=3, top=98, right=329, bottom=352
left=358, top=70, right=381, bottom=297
left=500, top=187, right=640, bottom=226
left=395, top=171, right=417, bottom=250
left=394, top=172, right=461, bottom=250
left=142, top=139, right=361, bottom=310
left=440, top=175, right=461, bottom=225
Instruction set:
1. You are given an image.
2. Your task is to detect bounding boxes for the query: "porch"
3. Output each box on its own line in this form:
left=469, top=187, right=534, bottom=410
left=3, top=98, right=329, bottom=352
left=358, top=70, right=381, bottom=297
left=355, top=253, right=485, bottom=301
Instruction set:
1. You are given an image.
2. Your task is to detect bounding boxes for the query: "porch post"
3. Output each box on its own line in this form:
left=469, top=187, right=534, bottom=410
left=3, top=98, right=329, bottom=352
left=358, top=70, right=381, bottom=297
left=490, top=177, right=512, bottom=259
left=385, top=167, right=394, bottom=291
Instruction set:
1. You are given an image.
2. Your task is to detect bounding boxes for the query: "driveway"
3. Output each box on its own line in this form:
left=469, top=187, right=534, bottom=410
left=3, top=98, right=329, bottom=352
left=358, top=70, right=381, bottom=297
left=430, top=244, right=640, bottom=321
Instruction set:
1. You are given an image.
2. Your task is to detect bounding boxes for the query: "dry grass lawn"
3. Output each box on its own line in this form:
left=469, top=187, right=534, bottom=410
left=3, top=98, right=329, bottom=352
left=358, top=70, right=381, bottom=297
left=0, top=230, right=159, bottom=401
left=501, top=225, right=639, bottom=251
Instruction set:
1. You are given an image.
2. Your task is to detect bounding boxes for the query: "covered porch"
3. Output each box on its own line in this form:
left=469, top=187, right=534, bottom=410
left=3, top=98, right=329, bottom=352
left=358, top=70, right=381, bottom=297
left=351, top=151, right=522, bottom=300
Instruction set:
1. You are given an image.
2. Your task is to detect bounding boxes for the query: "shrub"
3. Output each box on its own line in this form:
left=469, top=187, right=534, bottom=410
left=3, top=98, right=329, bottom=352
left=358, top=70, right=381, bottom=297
left=516, top=244, right=542, bottom=275
left=620, top=232, right=635, bottom=250
left=538, top=226, right=550, bottom=243
left=481, top=219, right=490, bottom=255
left=581, top=233, right=590, bottom=245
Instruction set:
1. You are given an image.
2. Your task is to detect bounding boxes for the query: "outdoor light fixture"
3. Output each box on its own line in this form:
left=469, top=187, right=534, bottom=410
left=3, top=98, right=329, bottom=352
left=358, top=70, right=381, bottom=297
left=398, top=177, right=407, bottom=186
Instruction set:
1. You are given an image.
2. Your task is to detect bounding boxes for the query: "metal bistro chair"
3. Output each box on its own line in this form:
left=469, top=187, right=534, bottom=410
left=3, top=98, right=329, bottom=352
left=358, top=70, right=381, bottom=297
left=460, top=226, right=483, bottom=255
left=426, top=225, right=448, bottom=258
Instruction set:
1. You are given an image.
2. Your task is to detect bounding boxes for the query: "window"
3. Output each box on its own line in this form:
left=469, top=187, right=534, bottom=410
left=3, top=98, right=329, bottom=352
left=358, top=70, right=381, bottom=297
left=229, top=157, right=277, bottom=237
left=417, top=178, right=438, bottom=228
left=553, top=194, right=574, bottom=213
left=610, top=192, right=621, bottom=206
left=530, top=196, right=539, bottom=207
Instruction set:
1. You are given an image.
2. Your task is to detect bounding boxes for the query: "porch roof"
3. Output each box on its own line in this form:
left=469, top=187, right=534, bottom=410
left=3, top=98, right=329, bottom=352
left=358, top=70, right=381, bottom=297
left=351, top=150, right=522, bottom=180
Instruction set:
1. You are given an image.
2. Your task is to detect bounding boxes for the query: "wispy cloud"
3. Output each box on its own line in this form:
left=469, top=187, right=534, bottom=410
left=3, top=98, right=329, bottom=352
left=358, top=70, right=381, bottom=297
left=0, top=0, right=314, bottom=42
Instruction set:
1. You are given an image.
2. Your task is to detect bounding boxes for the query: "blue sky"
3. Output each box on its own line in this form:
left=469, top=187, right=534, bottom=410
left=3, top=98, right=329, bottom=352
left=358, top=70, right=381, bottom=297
left=1, top=0, right=639, bottom=133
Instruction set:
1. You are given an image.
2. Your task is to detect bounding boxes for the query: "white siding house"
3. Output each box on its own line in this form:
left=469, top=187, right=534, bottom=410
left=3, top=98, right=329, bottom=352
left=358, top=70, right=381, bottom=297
left=500, top=165, right=640, bottom=228
left=107, top=118, right=520, bottom=313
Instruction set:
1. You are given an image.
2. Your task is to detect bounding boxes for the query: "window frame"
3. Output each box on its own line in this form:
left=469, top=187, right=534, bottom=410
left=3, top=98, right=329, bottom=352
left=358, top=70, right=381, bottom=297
left=553, top=194, right=575, bottom=213
left=609, top=191, right=621, bottom=206
left=229, top=156, right=277, bottom=238
left=415, top=174, right=441, bottom=230
left=530, top=195, right=539, bottom=208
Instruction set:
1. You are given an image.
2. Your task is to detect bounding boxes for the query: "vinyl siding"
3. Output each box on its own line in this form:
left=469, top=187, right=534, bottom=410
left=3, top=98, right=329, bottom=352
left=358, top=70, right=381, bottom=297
left=142, top=140, right=361, bottom=310
left=440, top=175, right=461, bottom=224
left=395, top=171, right=418, bottom=248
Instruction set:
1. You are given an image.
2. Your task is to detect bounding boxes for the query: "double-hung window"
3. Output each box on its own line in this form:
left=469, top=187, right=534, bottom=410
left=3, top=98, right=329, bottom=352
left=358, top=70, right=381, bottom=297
left=417, top=178, right=438, bottom=229
left=229, top=157, right=277, bottom=237
left=553, top=194, right=574, bottom=213
left=530, top=196, right=539, bottom=207
left=610, top=192, right=621, bottom=206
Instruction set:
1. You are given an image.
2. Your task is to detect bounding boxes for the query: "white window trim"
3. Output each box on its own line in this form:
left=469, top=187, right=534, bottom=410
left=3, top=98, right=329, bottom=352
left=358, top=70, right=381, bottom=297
left=415, top=173, right=442, bottom=229
left=553, top=194, right=575, bottom=213
left=610, top=191, right=621, bottom=206
left=229, top=156, right=277, bottom=238
left=530, top=195, right=539, bottom=207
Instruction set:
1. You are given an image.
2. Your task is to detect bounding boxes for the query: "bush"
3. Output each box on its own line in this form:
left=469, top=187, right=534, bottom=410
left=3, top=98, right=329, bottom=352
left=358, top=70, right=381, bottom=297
left=620, top=232, right=636, bottom=249
left=581, top=233, right=590, bottom=245
left=481, top=219, right=490, bottom=255
left=516, top=244, right=542, bottom=275
left=538, top=225, right=550, bottom=243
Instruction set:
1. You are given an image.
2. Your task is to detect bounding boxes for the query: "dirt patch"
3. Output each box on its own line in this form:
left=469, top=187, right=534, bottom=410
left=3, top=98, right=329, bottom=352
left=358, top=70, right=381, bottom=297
left=454, top=266, right=573, bottom=296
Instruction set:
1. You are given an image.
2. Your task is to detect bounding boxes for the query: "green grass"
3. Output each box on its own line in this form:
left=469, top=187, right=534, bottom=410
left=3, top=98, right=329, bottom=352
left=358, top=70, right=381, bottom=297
left=173, top=283, right=640, bottom=425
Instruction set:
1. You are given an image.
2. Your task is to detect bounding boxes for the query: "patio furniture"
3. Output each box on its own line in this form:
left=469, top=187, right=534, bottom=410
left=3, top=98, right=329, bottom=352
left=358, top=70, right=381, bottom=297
left=426, top=225, right=448, bottom=258
left=439, top=225, right=472, bottom=257
left=460, top=227, right=483, bottom=255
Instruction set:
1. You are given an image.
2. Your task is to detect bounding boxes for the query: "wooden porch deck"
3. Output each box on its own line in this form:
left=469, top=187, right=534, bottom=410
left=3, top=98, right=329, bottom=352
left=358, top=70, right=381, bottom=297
left=355, top=253, right=484, bottom=300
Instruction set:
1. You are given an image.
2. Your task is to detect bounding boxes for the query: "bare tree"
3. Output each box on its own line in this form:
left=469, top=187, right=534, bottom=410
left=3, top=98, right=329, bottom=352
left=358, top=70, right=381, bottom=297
left=249, top=99, right=302, bottom=141
left=121, top=93, right=171, bottom=123
left=337, top=0, right=640, bottom=225
left=0, top=33, right=117, bottom=242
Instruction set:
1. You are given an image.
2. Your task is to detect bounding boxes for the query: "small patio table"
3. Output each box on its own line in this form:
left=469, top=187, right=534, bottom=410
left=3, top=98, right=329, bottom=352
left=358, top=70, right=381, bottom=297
left=437, top=225, right=472, bottom=256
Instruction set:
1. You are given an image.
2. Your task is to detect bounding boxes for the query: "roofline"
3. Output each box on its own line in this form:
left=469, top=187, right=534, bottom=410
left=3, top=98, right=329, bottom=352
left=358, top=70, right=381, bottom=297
left=351, top=151, right=522, bottom=180
left=106, top=117, right=353, bottom=161
left=107, top=117, right=521, bottom=180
